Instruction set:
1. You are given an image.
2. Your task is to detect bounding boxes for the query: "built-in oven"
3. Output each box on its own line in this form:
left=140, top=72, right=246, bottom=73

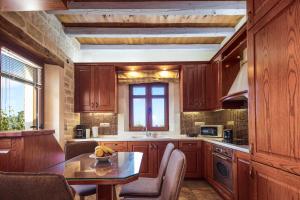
left=213, top=145, right=233, bottom=191
left=200, top=125, right=224, bottom=137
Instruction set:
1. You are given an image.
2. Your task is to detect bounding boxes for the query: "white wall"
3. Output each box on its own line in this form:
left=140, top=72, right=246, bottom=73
left=117, top=82, right=181, bottom=135
left=76, top=49, right=216, bottom=63
left=44, top=65, right=64, bottom=145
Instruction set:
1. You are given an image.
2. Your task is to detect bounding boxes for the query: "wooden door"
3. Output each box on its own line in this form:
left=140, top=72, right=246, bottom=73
left=94, top=65, right=116, bottom=112
left=248, top=0, right=300, bottom=175
left=251, top=161, right=300, bottom=200
left=203, top=142, right=213, bottom=180
left=179, top=141, right=202, bottom=178
left=181, top=64, right=208, bottom=111
left=75, top=65, right=93, bottom=112
left=233, top=151, right=250, bottom=200
left=128, top=142, right=156, bottom=177
left=247, top=0, right=286, bottom=27
left=152, top=141, right=179, bottom=176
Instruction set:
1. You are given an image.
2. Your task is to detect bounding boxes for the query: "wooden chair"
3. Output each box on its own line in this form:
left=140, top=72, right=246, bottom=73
left=119, top=143, right=175, bottom=198
left=0, top=172, right=75, bottom=200
left=64, top=141, right=98, bottom=200
left=122, top=149, right=186, bottom=200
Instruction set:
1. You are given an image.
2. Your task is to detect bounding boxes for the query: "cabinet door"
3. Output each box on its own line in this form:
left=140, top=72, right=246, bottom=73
left=233, top=151, right=250, bottom=200
left=203, top=142, right=213, bottom=180
left=179, top=141, right=202, bottom=178
left=128, top=142, right=156, bottom=177
left=206, top=61, right=221, bottom=110
left=247, top=0, right=293, bottom=27
left=251, top=161, right=300, bottom=200
left=153, top=141, right=179, bottom=176
left=75, top=66, right=93, bottom=112
left=94, top=66, right=116, bottom=112
left=181, top=64, right=208, bottom=111
left=248, top=0, right=300, bottom=175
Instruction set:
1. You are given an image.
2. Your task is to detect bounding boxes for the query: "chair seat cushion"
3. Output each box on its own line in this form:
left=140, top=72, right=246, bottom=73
left=72, top=185, right=96, bottom=196
left=119, top=177, right=161, bottom=198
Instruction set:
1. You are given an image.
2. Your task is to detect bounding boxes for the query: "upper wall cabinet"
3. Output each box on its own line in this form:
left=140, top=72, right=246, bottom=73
left=247, top=0, right=283, bottom=27
left=75, top=65, right=117, bottom=113
left=180, top=64, right=213, bottom=111
left=248, top=0, right=300, bottom=175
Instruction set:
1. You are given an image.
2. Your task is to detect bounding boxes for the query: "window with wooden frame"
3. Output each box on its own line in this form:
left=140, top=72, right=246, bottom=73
left=129, top=83, right=169, bottom=131
left=0, top=47, right=43, bottom=131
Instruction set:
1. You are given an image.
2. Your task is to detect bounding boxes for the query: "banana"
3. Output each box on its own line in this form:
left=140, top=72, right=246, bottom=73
left=95, top=148, right=104, bottom=157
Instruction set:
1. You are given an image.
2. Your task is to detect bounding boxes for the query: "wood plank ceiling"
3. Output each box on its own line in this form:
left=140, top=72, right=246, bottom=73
left=51, top=0, right=247, bottom=50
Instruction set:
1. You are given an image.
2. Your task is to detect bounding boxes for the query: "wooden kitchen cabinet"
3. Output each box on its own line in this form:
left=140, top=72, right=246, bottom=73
left=250, top=161, right=300, bottom=200
left=128, top=142, right=156, bottom=177
left=99, top=141, right=128, bottom=152
left=233, top=151, right=250, bottom=200
left=75, top=64, right=116, bottom=113
left=203, top=142, right=213, bottom=181
left=74, top=65, right=93, bottom=112
left=206, top=60, right=221, bottom=110
left=181, top=64, right=212, bottom=111
left=248, top=0, right=300, bottom=176
left=247, top=0, right=288, bottom=27
left=152, top=141, right=179, bottom=174
left=179, top=141, right=202, bottom=178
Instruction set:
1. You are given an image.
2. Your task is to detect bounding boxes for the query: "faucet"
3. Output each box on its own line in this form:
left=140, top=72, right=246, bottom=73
left=145, top=127, right=152, bottom=137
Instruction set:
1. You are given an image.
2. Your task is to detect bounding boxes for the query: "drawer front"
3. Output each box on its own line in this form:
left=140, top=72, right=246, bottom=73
left=179, top=141, right=201, bottom=150
left=0, top=139, right=12, bottom=149
left=100, top=141, right=128, bottom=152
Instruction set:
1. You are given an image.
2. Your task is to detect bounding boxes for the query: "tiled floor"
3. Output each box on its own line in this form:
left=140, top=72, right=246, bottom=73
left=81, top=180, right=222, bottom=200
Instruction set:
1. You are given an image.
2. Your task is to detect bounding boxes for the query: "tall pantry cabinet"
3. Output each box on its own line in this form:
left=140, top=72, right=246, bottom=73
left=247, top=0, right=300, bottom=199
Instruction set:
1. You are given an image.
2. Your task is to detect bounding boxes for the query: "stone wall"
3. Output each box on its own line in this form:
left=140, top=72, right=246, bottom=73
left=181, top=109, right=248, bottom=143
left=0, top=11, right=80, bottom=141
left=80, top=113, right=118, bottom=135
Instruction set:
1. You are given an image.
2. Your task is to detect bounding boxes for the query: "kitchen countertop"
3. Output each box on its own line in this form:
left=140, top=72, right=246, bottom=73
left=69, top=134, right=249, bottom=153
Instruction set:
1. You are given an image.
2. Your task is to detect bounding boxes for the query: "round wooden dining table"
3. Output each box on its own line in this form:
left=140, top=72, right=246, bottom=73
left=45, top=152, right=143, bottom=200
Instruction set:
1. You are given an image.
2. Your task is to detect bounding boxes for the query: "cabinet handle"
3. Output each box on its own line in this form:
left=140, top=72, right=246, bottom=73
left=249, top=166, right=254, bottom=179
left=91, top=102, right=94, bottom=108
left=96, top=102, right=99, bottom=108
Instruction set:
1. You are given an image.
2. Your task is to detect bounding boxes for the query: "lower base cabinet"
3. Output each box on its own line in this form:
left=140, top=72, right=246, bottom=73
left=179, top=141, right=202, bottom=178
left=233, top=151, right=250, bottom=200
left=251, top=161, right=300, bottom=200
left=128, top=142, right=156, bottom=177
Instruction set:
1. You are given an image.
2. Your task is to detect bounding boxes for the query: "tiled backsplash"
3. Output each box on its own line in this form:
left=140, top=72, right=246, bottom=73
left=181, top=109, right=248, bottom=141
left=80, top=113, right=118, bottom=135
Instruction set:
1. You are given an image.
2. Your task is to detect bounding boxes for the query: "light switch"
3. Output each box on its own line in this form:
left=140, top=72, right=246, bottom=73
left=195, top=122, right=205, bottom=126
left=100, top=123, right=110, bottom=127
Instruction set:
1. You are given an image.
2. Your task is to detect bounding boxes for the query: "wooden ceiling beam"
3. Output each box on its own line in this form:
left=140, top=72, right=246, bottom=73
left=62, top=22, right=239, bottom=28
left=48, top=1, right=246, bottom=15
left=80, top=44, right=221, bottom=50
left=65, top=27, right=235, bottom=38
left=0, top=0, right=67, bottom=11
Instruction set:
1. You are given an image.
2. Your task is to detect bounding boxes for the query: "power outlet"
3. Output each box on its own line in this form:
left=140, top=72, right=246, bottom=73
left=100, top=123, right=110, bottom=127
left=227, top=121, right=235, bottom=126
left=195, top=122, right=205, bottom=126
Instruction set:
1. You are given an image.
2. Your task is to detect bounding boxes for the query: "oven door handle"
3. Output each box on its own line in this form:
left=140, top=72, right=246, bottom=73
left=213, top=153, right=232, bottom=162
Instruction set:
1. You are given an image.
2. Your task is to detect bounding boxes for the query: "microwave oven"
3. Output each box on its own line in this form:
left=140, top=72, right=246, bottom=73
left=200, top=125, right=224, bottom=137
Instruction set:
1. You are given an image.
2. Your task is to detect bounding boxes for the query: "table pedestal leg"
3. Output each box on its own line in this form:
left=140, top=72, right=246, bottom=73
left=96, top=185, right=113, bottom=200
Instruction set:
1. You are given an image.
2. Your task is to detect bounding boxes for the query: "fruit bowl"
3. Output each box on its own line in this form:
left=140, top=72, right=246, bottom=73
left=89, top=153, right=116, bottom=162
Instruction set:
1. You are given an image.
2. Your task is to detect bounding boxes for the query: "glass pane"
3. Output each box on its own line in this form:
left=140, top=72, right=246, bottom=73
left=133, top=98, right=146, bottom=127
left=0, top=77, right=35, bottom=130
left=133, top=86, right=146, bottom=96
left=152, top=98, right=165, bottom=127
left=152, top=86, right=165, bottom=95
